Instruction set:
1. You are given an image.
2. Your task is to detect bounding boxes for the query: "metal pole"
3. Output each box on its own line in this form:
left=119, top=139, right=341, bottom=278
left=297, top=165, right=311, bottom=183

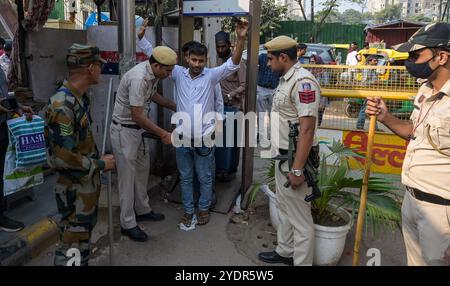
left=101, top=78, right=114, bottom=266
left=118, top=0, right=136, bottom=76
left=352, top=115, right=377, bottom=266
left=241, top=0, right=262, bottom=205
left=109, top=0, right=118, bottom=22
left=15, top=0, right=28, bottom=87
left=439, top=0, right=443, bottom=22
left=443, top=0, right=449, bottom=22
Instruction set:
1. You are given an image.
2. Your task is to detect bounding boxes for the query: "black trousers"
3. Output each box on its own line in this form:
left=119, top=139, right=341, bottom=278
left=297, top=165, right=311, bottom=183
left=0, top=121, right=9, bottom=215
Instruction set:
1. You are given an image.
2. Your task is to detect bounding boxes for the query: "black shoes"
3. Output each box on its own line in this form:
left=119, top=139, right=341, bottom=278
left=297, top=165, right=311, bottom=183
left=258, top=251, right=294, bottom=266
left=136, top=211, right=165, bottom=222
left=121, top=225, right=149, bottom=242
left=0, top=215, right=25, bottom=233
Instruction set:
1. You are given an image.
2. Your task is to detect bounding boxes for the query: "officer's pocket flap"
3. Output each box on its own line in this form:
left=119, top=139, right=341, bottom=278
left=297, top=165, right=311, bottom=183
left=427, top=117, right=450, bottom=148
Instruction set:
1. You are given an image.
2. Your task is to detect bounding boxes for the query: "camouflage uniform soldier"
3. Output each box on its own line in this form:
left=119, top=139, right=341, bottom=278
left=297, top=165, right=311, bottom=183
left=45, top=44, right=116, bottom=266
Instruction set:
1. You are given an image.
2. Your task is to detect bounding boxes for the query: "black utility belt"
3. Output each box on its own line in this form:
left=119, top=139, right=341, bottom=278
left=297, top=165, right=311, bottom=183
left=278, top=145, right=319, bottom=156
left=258, top=84, right=276, bottom=90
left=112, top=120, right=141, bottom=130
left=406, top=186, right=450, bottom=206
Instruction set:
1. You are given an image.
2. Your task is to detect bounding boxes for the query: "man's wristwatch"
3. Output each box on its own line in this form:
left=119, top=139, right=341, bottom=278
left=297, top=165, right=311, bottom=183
left=291, top=168, right=304, bottom=177
left=227, top=94, right=232, bottom=100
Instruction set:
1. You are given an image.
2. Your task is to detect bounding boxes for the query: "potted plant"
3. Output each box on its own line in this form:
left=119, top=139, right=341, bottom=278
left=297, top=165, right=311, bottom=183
left=250, top=140, right=402, bottom=266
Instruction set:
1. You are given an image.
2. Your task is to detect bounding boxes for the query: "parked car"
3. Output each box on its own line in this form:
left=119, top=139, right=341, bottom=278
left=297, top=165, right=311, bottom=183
left=301, top=43, right=337, bottom=64
left=242, top=43, right=336, bottom=64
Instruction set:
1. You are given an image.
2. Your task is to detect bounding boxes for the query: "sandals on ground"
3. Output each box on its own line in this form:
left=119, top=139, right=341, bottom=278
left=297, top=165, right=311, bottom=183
left=197, top=210, right=210, bottom=225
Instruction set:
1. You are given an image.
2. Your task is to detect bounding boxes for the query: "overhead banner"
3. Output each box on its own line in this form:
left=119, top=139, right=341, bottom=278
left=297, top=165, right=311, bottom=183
left=183, top=0, right=250, bottom=16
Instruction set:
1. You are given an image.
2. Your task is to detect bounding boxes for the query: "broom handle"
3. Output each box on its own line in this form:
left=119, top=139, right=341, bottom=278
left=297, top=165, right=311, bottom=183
left=352, top=114, right=377, bottom=266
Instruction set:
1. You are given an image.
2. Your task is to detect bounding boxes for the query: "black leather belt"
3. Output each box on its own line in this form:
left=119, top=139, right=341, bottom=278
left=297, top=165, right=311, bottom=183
left=258, top=84, right=276, bottom=89
left=112, top=120, right=141, bottom=130
left=406, top=186, right=450, bottom=206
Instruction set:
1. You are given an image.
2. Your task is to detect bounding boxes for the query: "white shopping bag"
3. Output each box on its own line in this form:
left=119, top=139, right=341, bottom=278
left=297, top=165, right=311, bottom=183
left=3, top=115, right=45, bottom=196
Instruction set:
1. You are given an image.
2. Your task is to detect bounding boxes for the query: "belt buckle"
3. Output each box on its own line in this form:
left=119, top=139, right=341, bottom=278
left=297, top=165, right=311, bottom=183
left=407, top=186, right=416, bottom=198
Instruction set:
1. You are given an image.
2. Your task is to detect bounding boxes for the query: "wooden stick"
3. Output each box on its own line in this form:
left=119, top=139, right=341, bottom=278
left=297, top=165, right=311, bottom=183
left=352, top=114, right=377, bottom=266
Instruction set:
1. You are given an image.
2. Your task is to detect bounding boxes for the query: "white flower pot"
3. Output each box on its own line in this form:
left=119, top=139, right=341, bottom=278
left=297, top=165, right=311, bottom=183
left=313, top=207, right=353, bottom=266
left=263, top=185, right=353, bottom=266
left=260, top=185, right=281, bottom=231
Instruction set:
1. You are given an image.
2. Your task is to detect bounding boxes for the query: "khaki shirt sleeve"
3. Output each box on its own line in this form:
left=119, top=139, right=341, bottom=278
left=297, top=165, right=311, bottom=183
left=410, top=96, right=420, bottom=123
left=291, top=79, right=320, bottom=118
left=129, top=76, right=150, bottom=107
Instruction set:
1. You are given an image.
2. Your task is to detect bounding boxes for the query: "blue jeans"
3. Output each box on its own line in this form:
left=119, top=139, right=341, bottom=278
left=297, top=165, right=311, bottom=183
left=176, top=146, right=215, bottom=214
left=193, top=155, right=216, bottom=206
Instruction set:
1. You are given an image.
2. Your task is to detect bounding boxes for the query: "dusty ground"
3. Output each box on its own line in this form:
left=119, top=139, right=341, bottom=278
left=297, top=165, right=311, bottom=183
left=226, top=188, right=407, bottom=266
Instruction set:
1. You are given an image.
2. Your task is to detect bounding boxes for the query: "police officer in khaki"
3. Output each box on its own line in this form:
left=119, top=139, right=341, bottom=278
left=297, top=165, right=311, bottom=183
left=366, top=23, right=450, bottom=266
left=258, top=36, right=321, bottom=266
left=111, top=46, right=177, bottom=242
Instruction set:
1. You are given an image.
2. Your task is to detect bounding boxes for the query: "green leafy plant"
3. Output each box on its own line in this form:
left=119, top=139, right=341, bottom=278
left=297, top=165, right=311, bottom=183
left=247, top=159, right=275, bottom=209
left=314, top=140, right=401, bottom=235
left=250, top=140, right=402, bottom=235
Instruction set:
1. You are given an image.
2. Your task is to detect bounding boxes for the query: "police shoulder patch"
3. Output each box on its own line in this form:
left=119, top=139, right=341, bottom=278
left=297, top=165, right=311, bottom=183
left=299, top=82, right=315, bottom=104
left=302, top=83, right=312, bottom=91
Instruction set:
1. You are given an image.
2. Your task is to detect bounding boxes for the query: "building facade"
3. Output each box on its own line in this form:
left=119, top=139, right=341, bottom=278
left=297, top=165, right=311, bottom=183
left=276, top=0, right=303, bottom=19
left=367, top=0, right=446, bottom=19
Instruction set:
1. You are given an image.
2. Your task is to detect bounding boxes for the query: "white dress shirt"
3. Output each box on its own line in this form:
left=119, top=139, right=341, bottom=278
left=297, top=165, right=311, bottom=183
left=171, top=57, right=239, bottom=139
left=137, top=35, right=225, bottom=122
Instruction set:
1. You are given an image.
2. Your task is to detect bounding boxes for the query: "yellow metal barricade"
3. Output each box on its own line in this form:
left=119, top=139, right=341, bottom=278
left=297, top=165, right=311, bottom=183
left=303, top=64, right=418, bottom=133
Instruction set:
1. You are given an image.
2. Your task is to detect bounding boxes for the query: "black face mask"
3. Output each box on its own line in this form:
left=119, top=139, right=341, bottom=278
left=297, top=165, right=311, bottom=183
left=404, top=56, right=436, bottom=79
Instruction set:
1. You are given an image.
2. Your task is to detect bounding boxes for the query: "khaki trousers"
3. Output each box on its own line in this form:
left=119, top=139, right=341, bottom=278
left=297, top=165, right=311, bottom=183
left=110, top=123, right=152, bottom=229
left=402, top=191, right=450, bottom=266
left=275, top=160, right=315, bottom=266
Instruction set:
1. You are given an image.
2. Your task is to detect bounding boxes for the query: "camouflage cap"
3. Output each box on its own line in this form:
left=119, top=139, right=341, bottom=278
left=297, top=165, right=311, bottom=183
left=66, top=43, right=106, bottom=66
left=394, top=23, right=450, bottom=53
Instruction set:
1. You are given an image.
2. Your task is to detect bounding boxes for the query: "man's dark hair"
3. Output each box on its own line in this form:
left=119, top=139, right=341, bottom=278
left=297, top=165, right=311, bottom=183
left=149, top=55, right=169, bottom=66
left=366, top=55, right=378, bottom=61
left=352, top=42, right=358, bottom=46
left=0, top=38, right=5, bottom=46
left=431, top=46, right=450, bottom=53
left=270, top=46, right=298, bottom=61
left=189, top=42, right=208, bottom=57
left=297, top=43, right=307, bottom=50
left=215, top=31, right=231, bottom=44
left=182, top=41, right=199, bottom=55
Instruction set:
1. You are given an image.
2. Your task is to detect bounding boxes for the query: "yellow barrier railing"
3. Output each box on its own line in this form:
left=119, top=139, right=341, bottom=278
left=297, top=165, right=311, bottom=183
left=303, top=64, right=420, bottom=94
left=302, top=64, right=419, bottom=132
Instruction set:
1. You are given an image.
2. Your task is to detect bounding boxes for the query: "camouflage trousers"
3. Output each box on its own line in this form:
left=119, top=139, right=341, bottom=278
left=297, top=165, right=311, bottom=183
left=54, top=173, right=101, bottom=266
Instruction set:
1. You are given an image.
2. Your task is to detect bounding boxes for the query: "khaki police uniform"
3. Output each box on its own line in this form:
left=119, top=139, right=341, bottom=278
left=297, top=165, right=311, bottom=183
left=391, top=22, right=450, bottom=266
left=111, top=46, right=176, bottom=231
left=110, top=60, right=159, bottom=230
left=401, top=80, right=450, bottom=266
left=267, top=36, right=321, bottom=265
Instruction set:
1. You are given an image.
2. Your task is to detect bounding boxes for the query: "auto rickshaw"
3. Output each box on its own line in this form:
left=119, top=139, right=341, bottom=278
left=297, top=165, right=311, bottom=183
left=344, top=47, right=414, bottom=120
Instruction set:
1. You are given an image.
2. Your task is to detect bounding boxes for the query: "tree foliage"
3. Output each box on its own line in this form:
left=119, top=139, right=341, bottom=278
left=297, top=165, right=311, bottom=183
left=221, top=0, right=288, bottom=37
left=374, top=4, right=402, bottom=23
